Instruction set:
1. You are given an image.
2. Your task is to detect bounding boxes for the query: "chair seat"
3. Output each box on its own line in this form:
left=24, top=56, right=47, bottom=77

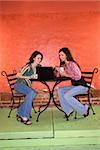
left=72, top=68, right=98, bottom=120
left=76, top=93, right=88, bottom=97
left=13, top=93, right=25, bottom=97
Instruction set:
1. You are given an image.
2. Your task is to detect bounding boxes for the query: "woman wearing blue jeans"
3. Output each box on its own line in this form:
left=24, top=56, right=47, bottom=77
left=55, top=48, right=90, bottom=119
left=14, top=51, right=43, bottom=125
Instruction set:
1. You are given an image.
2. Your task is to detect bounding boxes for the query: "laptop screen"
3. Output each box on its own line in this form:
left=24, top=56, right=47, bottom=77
left=36, top=66, right=55, bottom=81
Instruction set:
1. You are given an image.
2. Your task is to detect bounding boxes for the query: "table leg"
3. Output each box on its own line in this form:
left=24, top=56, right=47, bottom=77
left=36, top=81, right=52, bottom=122
left=51, top=81, right=69, bottom=121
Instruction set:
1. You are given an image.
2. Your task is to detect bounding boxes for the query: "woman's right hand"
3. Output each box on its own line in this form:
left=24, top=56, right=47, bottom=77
left=30, top=74, right=38, bottom=79
left=54, top=66, right=60, bottom=72
left=54, top=66, right=60, bottom=77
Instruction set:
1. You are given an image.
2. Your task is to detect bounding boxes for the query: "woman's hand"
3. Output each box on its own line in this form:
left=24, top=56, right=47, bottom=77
left=59, top=68, right=69, bottom=77
left=53, top=66, right=60, bottom=77
left=30, top=74, right=38, bottom=79
left=53, top=66, right=60, bottom=72
left=60, top=71, right=67, bottom=77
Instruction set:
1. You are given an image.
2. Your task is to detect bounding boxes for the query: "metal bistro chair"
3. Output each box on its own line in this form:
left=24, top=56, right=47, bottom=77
left=1, top=70, right=37, bottom=118
left=74, top=68, right=98, bottom=119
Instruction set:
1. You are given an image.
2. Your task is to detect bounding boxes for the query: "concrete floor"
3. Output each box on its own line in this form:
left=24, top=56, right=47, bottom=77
left=0, top=106, right=100, bottom=149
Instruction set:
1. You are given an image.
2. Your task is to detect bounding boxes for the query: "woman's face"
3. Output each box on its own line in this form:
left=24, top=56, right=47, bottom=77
left=34, top=54, right=42, bottom=64
left=59, top=51, right=67, bottom=62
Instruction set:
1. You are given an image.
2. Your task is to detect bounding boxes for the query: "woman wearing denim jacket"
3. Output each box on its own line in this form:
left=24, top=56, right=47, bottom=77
left=14, top=51, right=43, bottom=125
left=55, top=47, right=90, bottom=119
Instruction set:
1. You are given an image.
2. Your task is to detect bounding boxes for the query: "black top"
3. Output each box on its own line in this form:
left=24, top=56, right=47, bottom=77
left=71, top=76, right=89, bottom=87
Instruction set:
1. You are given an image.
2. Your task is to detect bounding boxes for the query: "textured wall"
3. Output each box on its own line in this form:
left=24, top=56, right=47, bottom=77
left=0, top=90, right=100, bottom=108
left=0, top=2, right=100, bottom=92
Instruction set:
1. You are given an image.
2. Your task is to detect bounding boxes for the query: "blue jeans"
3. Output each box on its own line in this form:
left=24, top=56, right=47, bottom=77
left=57, top=85, right=88, bottom=116
left=14, top=83, right=37, bottom=119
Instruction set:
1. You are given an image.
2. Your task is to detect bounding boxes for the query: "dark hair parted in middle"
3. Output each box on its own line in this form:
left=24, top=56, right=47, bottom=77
left=27, top=51, right=43, bottom=64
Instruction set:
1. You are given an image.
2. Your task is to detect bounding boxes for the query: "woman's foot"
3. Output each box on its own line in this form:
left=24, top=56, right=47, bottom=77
left=21, top=117, right=32, bottom=125
left=83, top=107, right=90, bottom=117
left=16, top=114, right=22, bottom=122
left=22, top=119, right=32, bottom=125
left=16, top=115, right=32, bottom=125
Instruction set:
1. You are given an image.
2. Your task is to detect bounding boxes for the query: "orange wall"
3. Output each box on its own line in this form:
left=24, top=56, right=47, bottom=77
left=0, top=1, right=100, bottom=92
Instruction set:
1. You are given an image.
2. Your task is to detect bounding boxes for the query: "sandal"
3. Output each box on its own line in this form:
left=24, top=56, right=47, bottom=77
left=16, top=114, right=22, bottom=122
left=16, top=115, right=32, bottom=125
left=23, top=119, right=32, bottom=125
left=83, top=107, right=90, bottom=117
left=20, top=117, right=32, bottom=125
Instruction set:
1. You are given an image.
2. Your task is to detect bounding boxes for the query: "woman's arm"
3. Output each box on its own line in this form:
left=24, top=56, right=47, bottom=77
left=16, top=72, right=32, bottom=79
left=16, top=64, right=34, bottom=79
left=67, top=62, right=81, bottom=80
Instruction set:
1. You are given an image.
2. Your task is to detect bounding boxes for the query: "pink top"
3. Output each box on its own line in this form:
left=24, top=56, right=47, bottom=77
left=63, top=61, right=81, bottom=81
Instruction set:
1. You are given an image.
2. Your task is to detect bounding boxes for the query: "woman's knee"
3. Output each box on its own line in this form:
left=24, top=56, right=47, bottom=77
left=63, top=89, right=79, bottom=101
left=29, top=89, right=37, bottom=97
left=64, top=92, right=71, bottom=100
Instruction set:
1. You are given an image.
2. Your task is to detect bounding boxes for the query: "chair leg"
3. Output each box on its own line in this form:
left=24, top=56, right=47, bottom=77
left=89, top=103, right=95, bottom=115
left=64, top=114, right=69, bottom=121
left=88, top=94, right=95, bottom=115
left=74, top=111, right=77, bottom=119
left=32, top=103, right=37, bottom=113
left=8, top=97, right=15, bottom=118
left=8, top=108, right=13, bottom=118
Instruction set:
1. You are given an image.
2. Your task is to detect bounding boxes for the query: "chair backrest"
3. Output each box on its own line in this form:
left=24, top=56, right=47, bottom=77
left=81, top=68, right=98, bottom=89
left=1, top=70, right=17, bottom=96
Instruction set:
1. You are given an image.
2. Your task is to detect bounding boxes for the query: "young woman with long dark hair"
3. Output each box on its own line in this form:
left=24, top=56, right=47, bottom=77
left=55, top=47, right=90, bottom=119
left=14, top=51, right=43, bottom=125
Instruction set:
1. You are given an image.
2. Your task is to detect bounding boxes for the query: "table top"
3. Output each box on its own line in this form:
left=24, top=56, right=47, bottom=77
left=31, top=76, right=71, bottom=82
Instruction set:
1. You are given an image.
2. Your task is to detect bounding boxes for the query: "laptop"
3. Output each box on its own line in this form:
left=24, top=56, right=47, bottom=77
left=36, top=66, right=55, bottom=81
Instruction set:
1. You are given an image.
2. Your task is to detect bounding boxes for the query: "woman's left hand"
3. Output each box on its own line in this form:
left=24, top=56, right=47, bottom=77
left=60, top=71, right=68, bottom=77
left=30, top=74, right=38, bottom=79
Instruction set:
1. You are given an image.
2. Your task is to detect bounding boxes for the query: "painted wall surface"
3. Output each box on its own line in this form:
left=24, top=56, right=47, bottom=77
left=0, top=1, right=100, bottom=92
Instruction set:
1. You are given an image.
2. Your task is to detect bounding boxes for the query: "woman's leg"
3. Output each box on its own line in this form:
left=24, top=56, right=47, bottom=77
left=57, top=86, right=74, bottom=114
left=14, top=83, right=37, bottom=119
left=63, top=85, right=88, bottom=116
